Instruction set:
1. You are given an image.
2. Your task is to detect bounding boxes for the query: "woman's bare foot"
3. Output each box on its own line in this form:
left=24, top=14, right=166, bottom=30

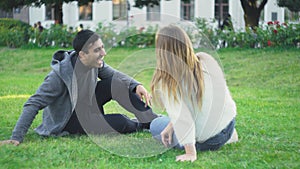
left=226, top=128, right=238, bottom=144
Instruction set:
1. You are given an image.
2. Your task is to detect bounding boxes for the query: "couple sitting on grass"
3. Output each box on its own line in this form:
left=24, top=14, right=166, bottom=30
left=0, top=25, right=238, bottom=162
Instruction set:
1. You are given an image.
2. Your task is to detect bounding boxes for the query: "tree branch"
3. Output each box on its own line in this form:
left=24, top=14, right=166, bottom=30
left=258, top=0, right=268, bottom=11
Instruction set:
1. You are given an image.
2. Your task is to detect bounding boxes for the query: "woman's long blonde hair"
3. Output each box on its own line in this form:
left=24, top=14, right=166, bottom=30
left=151, top=25, right=204, bottom=108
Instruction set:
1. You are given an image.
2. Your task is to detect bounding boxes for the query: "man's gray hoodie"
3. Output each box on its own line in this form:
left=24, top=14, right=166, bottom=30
left=11, top=50, right=139, bottom=142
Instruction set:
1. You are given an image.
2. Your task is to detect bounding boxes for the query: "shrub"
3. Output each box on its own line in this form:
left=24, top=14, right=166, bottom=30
left=0, top=18, right=31, bottom=48
left=28, top=24, right=75, bottom=48
left=96, top=22, right=119, bottom=49
left=194, top=18, right=220, bottom=48
left=1, top=18, right=299, bottom=49
left=96, top=22, right=157, bottom=48
left=193, top=18, right=300, bottom=48
left=263, top=21, right=300, bottom=47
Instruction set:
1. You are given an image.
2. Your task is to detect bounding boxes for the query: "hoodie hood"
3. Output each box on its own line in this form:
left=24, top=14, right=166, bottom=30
left=51, top=50, right=78, bottom=110
left=51, top=50, right=77, bottom=79
left=51, top=50, right=76, bottom=69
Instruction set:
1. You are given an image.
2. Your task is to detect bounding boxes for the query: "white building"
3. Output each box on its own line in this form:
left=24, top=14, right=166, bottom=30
left=28, top=0, right=284, bottom=31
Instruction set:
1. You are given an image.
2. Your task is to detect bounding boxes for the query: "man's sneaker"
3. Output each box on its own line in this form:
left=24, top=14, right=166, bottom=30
left=131, top=118, right=151, bottom=132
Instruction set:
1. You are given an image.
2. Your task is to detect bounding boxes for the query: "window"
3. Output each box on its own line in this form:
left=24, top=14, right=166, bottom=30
left=79, top=2, right=93, bottom=20
left=113, top=0, right=127, bottom=20
left=45, top=5, right=55, bottom=20
left=215, top=0, right=229, bottom=22
left=147, top=4, right=160, bottom=21
left=14, top=8, right=21, bottom=14
left=271, top=12, right=278, bottom=21
left=181, top=0, right=194, bottom=20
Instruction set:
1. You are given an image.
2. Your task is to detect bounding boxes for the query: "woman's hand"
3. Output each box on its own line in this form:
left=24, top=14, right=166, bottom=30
left=160, top=122, right=174, bottom=147
left=176, top=143, right=197, bottom=162
left=176, top=153, right=197, bottom=162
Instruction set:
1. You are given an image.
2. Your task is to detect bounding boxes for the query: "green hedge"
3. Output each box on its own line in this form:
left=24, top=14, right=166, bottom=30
left=0, top=18, right=299, bottom=49
left=0, top=18, right=31, bottom=48
left=95, top=23, right=157, bottom=49
left=28, top=24, right=75, bottom=48
left=193, top=18, right=300, bottom=48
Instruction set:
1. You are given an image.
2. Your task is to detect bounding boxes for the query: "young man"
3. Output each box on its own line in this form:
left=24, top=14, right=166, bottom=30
left=0, top=30, right=158, bottom=146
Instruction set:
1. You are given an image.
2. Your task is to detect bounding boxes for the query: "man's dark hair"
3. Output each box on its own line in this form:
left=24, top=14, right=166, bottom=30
left=72, top=30, right=100, bottom=54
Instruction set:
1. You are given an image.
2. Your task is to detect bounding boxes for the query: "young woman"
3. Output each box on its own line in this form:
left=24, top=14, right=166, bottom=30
left=150, top=25, right=238, bottom=162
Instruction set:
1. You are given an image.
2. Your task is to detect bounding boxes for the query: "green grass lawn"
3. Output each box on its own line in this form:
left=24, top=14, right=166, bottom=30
left=0, top=47, right=299, bottom=168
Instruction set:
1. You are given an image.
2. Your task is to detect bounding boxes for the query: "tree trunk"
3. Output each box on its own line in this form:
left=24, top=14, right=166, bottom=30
left=54, top=2, right=63, bottom=24
left=243, top=8, right=260, bottom=29
left=240, top=0, right=268, bottom=30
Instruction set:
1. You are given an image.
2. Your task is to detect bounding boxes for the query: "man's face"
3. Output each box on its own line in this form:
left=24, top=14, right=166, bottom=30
left=80, top=39, right=106, bottom=68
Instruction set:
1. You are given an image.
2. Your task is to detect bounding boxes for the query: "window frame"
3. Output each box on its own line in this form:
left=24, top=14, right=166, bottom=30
left=181, top=0, right=195, bottom=21
left=79, top=2, right=93, bottom=21
left=113, top=0, right=127, bottom=20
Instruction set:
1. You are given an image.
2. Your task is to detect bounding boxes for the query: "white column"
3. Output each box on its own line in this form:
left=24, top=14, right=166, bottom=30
left=29, top=5, right=44, bottom=26
left=94, top=1, right=112, bottom=22
left=63, top=1, right=78, bottom=29
left=230, top=0, right=245, bottom=31
left=196, top=0, right=214, bottom=19
left=160, top=0, right=181, bottom=26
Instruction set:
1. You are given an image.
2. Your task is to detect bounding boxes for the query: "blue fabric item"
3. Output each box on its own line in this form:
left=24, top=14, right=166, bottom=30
left=150, top=116, right=235, bottom=151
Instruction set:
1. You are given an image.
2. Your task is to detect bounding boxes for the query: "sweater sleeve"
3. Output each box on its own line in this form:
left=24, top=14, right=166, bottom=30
left=98, top=62, right=140, bottom=92
left=10, top=71, right=63, bottom=142
left=162, top=92, right=196, bottom=146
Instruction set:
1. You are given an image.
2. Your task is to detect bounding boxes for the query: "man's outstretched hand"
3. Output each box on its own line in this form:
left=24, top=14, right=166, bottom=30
left=0, top=140, right=20, bottom=146
left=135, top=85, right=152, bottom=107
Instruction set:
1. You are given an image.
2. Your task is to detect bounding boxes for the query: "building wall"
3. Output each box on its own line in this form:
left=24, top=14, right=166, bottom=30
left=13, top=7, right=30, bottom=23
left=63, top=2, right=78, bottom=29
left=229, top=0, right=245, bottom=31
left=29, top=6, right=46, bottom=26
left=264, top=0, right=284, bottom=23
left=161, top=0, right=180, bottom=21
left=63, top=1, right=113, bottom=30
left=28, top=0, right=285, bottom=31
left=93, top=1, right=112, bottom=23
left=196, top=0, right=214, bottom=19
left=0, top=10, right=13, bottom=18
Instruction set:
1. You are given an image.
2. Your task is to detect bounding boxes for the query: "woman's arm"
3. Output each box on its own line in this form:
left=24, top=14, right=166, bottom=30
left=160, top=122, right=197, bottom=162
left=162, top=91, right=197, bottom=162
left=160, top=122, right=174, bottom=147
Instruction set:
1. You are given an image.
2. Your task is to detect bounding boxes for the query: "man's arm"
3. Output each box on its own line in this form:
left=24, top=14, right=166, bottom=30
left=98, top=62, right=140, bottom=92
left=2, top=71, right=63, bottom=144
left=98, top=62, right=152, bottom=106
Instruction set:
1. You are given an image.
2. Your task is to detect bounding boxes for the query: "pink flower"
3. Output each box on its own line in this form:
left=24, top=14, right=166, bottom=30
left=139, top=26, right=145, bottom=33
left=274, top=21, right=280, bottom=25
left=267, top=40, right=272, bottom=46
left=267, top=21, right=273, bottom=25
left=273, top=29, right=278, bottom=34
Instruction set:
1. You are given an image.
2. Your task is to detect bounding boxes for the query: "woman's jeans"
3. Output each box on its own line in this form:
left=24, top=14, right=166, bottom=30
left=150, top=116, right=235, bottom=151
